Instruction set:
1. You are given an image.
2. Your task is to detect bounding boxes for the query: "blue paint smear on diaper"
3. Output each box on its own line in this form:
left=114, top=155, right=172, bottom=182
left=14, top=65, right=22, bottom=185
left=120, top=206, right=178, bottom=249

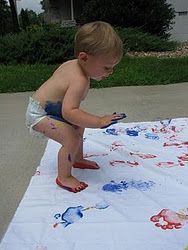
left=102, top=180, right=155, bottom=193
left=44, top=100, right=73, bottom=125
left=44, top=101, right=62, bottom=117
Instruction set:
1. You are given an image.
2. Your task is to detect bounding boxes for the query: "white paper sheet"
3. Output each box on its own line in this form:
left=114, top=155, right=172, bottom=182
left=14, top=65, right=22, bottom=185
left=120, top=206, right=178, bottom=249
left=1, top=118, right=188, bottom=250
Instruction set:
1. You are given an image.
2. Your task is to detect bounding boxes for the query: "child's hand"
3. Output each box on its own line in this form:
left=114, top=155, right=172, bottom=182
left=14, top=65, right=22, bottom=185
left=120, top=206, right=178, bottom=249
left=99, top=113, right=126, bottom=129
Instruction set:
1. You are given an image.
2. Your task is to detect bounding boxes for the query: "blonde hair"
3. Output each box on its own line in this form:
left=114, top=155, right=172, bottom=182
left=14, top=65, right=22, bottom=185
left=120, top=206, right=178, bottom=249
left=74, top=21, right=123, bottom=60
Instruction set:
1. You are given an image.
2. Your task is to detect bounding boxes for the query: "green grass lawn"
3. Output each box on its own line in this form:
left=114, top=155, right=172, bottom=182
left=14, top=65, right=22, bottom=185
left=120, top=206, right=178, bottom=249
left=0, top=56, right=188, bottom=93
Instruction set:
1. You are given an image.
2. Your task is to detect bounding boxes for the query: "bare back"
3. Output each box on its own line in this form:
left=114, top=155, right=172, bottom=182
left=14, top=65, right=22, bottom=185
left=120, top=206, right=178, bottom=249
left=33, top=59, right=89, bottom=108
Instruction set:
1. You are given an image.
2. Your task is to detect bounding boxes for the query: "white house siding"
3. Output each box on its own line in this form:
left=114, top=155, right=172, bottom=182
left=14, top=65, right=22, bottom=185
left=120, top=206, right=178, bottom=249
left=44, top=0, right=70, bottom=23
left=44, top=0, right=188, bottom=41
left=44, top=0, right=82, bottom=24
left=167, top=0, right=188, bottom=41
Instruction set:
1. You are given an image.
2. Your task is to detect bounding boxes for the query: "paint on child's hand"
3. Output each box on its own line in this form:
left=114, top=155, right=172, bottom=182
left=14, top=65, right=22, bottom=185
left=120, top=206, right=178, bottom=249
left=102, top=180, right=155, bottom=193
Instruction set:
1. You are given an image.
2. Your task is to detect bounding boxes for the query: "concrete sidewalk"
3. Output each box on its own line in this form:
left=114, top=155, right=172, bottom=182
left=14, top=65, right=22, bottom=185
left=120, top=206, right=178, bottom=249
left=0, top=83, right=188, bottom=241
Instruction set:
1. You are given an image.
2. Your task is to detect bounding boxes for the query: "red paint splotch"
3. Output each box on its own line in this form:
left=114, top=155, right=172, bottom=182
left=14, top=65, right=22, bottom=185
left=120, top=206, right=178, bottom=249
left=84, top=153, right=108, bottom=158
left=110, top=141, right=125, bottom=151
left=130, top=152, right=156, bottom=159
left=157, top=161, right=185, bottom=168
left=150, top=209, right=185, bottom=230
left=163, top=141, right=188, bottom=148
left=110, top=160, right=139, bottom=167
left=178, top=153, right=188, bottom=162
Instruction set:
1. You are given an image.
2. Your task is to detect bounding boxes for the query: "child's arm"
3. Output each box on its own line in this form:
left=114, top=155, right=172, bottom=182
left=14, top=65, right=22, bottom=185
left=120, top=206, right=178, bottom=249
left=62, top=80, right=120, bottom=128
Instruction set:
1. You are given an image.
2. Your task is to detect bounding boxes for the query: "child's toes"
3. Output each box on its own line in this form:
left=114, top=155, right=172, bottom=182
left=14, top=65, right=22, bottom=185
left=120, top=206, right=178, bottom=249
left=74, top=185, right=86, bottom=193
left=80, top=181, right=88, bottom=189
left=55, top=177, right=88, bottom=193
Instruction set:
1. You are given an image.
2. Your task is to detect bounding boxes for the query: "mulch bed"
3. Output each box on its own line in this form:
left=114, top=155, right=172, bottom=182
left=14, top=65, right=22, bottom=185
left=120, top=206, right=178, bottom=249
left=127, top=43, right=188, bottom=58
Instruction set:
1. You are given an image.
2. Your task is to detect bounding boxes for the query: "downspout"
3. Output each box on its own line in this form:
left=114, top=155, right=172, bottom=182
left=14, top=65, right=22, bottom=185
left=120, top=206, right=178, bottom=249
left=70, top=0, right=74, bottom=20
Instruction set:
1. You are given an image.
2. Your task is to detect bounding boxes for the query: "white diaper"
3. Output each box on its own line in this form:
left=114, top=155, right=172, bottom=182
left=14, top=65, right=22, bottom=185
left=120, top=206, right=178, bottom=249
left=25, top=97, right=47, bottom=138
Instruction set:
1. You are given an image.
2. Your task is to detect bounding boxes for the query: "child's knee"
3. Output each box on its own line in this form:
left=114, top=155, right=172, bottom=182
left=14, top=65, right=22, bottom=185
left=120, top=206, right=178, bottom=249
left=73, top=132, right=82, bottom=145
left=66, top=131, right=81, bottom=149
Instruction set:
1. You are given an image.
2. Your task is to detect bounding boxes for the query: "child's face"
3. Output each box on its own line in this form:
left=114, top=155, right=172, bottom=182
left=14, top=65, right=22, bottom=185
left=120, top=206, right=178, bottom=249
left=84, top=54, right=119, bottom=81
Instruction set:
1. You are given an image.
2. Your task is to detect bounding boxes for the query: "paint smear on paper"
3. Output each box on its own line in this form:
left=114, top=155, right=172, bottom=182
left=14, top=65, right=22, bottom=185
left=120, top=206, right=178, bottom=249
left=156, top=161, right=185, bottom=168
left=150, top=208, right=188, bottom=230
left=104, top=128, right=118, bottom=135
left=110, top=141, right=125, bottom=151
left=130, top=152, right=156, bottom=159
left=163, top=141, right=188, bottom=148
left=110, top=160, right=139, bottom=167
left=53, top=201, right=109, bottom=228
left=102, top=180, right=155, bottom=193
left=145, top=132, right=159, bottom=140
left=178, top=153, right=188, bottom=161
left=126, top=129, right=139, bottom=136
left=84, top=153, right=108, bottom=158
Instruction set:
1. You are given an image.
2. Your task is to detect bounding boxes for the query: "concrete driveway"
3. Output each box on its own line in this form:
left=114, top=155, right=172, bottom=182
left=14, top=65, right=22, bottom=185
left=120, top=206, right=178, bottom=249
left=0, top=83, right=188, bottom=241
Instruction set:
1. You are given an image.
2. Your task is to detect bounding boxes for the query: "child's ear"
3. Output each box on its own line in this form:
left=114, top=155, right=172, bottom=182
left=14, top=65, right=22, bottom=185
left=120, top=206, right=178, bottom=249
left=78, top=52, right=88, bottom=62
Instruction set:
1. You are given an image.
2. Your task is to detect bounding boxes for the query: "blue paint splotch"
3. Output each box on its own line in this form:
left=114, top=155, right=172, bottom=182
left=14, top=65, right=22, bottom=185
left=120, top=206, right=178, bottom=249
left=54, top=206, right=84, bottom=228
left=145, top=132, right=159, bottom=140
left=104, top=128, right=119, bottom=136
left=53, top=201, right=110, bottom=228
left=160, top=118, right=172, bottom=128
left=102, top=180, right=155, bottom=193
left=94, top=201, right=110, bottom=209
left=126, top=129, right=139, bottom=136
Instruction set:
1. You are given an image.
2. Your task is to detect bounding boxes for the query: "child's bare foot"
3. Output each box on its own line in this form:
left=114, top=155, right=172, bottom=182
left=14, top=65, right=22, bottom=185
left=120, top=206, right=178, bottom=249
left=56, top=176, right=88, bottom=193
left=73, top=159, right=100, bottom=170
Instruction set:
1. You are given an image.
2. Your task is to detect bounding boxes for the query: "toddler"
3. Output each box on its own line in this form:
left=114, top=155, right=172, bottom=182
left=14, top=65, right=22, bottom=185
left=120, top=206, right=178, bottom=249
left=26, top=21, right=123, bottom=193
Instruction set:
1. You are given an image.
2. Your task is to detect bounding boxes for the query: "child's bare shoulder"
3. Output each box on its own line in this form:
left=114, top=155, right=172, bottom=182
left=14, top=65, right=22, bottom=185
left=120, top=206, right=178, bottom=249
left=54, top=59, right=85, bottom=79
left=54, top=59, right=88, bottom=86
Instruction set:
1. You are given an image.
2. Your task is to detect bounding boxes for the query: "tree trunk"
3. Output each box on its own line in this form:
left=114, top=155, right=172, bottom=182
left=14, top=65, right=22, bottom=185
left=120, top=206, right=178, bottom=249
left=8, top=0, right=20, bottom=32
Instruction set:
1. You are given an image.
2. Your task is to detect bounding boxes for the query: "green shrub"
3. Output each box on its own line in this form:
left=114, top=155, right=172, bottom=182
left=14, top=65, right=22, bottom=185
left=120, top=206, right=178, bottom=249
left=0, top=24, right=75, bottom=64
left=0, top=25, right=177, bottom=64
left=118, top=28, right=177, bottom=52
